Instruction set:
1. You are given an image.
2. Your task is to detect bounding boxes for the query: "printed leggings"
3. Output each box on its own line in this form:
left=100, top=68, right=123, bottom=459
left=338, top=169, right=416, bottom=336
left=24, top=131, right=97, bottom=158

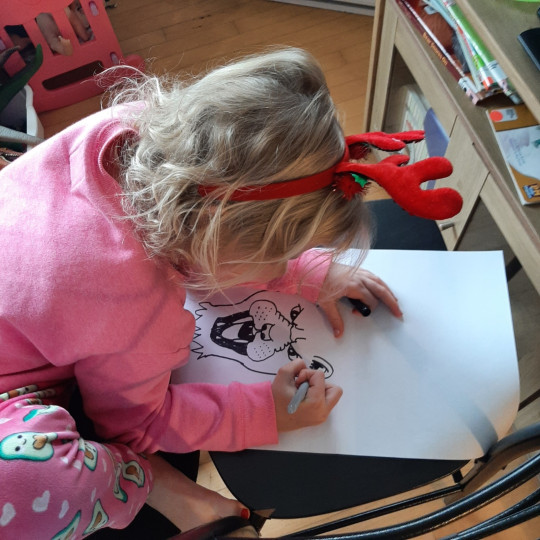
left=0, top=384, right=153, bottom=539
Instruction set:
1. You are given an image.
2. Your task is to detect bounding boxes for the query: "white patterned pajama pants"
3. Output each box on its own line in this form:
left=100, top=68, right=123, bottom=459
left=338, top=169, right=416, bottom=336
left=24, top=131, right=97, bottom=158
left=0, top=384, right=153, bottom=539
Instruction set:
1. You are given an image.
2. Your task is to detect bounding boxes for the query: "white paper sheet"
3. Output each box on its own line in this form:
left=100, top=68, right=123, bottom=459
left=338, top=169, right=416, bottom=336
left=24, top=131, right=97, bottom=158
left=173, top=250, right=520, bottom=460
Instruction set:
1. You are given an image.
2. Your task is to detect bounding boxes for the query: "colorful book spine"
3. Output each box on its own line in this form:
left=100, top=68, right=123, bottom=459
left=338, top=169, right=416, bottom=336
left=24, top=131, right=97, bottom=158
left=424, top=0, right=521, bottom=104
left=423, top=0, right=484, bottom=90
left=440, top=0, right=519, bottom=102
left=395, top=0, right=486, bottom=104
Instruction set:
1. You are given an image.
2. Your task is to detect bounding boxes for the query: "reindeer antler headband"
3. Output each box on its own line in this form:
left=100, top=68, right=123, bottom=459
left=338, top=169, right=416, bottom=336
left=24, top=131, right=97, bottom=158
left=198, top=131, right=463, bottom=220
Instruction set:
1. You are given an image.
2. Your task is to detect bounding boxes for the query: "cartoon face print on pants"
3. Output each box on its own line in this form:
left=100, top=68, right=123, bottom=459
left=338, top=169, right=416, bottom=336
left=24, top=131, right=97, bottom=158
left=83, top=500, right=109, bottom=535
left=78, top=438, right=98, bottom=470
left=51, top=511, right=81, bottom=540
left=0, top=431, right=58, bottom=461
left=186, top=289, right=334, bottom=378
left=122, top=460, right=146, bottom=487
left=22, top=404, right=62, bottom=422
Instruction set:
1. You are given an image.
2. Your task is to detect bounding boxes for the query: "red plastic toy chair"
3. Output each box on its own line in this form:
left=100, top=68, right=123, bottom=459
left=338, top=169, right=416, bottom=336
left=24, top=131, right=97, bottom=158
left=0, top=0, right=144, bottom=112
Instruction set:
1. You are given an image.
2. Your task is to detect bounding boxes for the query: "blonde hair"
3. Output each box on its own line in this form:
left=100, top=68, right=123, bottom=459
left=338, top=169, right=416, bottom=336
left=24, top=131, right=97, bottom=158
left=111, top=47, right=371, bottom=291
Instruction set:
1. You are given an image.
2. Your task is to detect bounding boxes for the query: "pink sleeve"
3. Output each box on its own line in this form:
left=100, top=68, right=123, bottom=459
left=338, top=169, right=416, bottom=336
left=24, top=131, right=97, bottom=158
left=74, top=351, right=278, bottom=455
left=157, top=381, right=278, bottom=452
left=265, top=248, right=332, bottom=303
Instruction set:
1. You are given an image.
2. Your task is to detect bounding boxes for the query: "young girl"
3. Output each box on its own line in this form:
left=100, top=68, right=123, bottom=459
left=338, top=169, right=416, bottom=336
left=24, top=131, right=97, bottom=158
left=0, top=46, right=455, bottom=538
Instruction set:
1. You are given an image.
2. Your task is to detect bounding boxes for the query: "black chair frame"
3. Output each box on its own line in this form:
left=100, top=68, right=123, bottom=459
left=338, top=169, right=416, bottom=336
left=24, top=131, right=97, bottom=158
left=175, top=423, right=540, bottom=540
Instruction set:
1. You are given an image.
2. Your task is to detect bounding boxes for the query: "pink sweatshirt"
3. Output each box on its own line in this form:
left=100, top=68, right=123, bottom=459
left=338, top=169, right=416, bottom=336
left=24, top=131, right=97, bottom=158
left=0, top=107, right=330, bottom=455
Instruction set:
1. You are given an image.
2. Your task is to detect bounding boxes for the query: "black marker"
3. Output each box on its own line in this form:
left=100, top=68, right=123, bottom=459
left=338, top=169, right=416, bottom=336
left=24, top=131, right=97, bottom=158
left=347, top=297, right=371, bottom=317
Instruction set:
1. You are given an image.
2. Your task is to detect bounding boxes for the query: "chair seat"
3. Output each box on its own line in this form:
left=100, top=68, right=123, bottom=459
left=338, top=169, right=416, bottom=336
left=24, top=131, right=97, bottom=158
left=211, top=450, right=465, bottom=518
left=367, top=199, right=447, bottom=251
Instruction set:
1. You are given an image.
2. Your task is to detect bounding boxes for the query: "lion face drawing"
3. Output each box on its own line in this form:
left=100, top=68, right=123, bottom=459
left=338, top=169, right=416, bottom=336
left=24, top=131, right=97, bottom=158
left=185, top=290, right=334, bottom=379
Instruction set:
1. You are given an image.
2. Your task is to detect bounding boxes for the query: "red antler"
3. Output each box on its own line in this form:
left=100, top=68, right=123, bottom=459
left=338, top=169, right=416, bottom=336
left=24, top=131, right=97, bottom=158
left=346, top=131, right=425, bottom=159
left=337, top=153, right=463, bottom=221
left=199, top=130, right=462, bottom=221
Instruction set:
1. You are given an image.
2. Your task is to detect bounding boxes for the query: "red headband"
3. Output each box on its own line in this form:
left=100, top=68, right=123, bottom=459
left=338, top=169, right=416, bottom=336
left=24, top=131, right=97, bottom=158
left=198, top=131, right=463, bottom=220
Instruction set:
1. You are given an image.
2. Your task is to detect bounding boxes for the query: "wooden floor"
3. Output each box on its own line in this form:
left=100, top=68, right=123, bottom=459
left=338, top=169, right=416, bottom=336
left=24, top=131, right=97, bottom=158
left=40, top=0, right=373, bottom=138
left=38, top=1, right=539, bottom=537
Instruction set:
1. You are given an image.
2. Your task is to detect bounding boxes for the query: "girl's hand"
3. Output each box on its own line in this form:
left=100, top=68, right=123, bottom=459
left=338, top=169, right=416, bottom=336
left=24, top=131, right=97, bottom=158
left=272, top=359, right=342, bottom=432
left=318, top=262, right=403, bottom=338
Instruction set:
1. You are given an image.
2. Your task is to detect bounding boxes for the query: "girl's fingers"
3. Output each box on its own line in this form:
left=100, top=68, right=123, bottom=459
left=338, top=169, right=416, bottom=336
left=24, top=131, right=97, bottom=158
left=318, top=300, right=345, bottom=338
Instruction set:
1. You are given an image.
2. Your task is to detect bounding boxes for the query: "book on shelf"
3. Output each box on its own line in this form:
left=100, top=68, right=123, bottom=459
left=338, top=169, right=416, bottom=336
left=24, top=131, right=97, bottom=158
left=487, top=104, right=540, bottom=205
left=437, top=0, right=521, bottom=104
left=395, top=0, right=500, bottom=104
